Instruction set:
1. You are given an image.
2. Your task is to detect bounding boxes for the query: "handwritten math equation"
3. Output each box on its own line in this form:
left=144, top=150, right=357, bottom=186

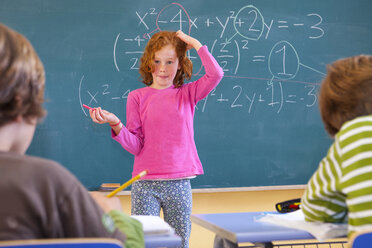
left=80, top=2, right=326, bottom=116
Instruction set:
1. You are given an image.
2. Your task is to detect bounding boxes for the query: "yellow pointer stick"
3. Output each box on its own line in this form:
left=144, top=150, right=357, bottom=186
left=106, top=170, right=148, bottom=198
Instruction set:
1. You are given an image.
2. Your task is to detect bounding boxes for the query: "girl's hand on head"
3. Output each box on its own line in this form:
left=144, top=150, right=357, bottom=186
left=89, top=107, right=120, bottom=125
left=176, top=30, right=202, bottom=51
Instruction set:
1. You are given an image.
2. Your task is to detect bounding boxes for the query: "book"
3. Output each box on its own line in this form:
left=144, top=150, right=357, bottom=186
left=256, top=209, right=347, bottom=241
left=131, top=215, right=175, bottom=235
left=99, top=183, right=120, bottom=191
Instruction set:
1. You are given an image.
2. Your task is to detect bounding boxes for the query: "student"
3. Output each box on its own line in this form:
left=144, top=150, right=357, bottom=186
left=0, top=23, right=144, bottom=247
left=301, top=55, right=372, bottom=237
left=88, top=30, right=224, bottom=247
left=213, top=56, right=372, bottom=248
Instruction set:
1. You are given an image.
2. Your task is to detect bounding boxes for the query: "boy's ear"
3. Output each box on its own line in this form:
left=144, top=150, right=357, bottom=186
left=14, top=115, right=23, bottom=123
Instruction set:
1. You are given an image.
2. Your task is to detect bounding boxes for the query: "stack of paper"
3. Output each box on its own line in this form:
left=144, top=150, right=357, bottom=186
left=256, top=209, right=348, bottom=241
left=131, top=215, right=175, bottom=235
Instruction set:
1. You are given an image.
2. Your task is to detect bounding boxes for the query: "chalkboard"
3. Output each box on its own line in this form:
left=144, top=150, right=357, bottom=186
left=1, top=0, right=371, bottom=190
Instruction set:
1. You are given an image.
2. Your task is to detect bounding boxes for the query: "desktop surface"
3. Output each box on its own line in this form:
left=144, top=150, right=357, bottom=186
left=191, top=212, right=315, bottom=243
left=144, top=234, right=182, bottom=248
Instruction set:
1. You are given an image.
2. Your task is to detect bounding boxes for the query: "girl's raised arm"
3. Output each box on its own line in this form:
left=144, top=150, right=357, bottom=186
left=176, top=30, right=202, bottom=51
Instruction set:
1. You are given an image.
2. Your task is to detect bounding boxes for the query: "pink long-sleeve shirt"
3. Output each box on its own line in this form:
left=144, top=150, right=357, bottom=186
left=112, top=45, right=224, bottom=179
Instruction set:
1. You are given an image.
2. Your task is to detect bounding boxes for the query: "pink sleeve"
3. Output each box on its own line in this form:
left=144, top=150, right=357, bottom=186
left=111, top=92, right=143, bottom=155
left=187, top=45, right=224, bottom=103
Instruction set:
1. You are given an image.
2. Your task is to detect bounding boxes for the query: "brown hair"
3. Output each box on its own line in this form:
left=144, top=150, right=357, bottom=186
left=319, top=55, right=372, bottom=136
left=139, top=31, right=192, bottom=88
left=0, top=23, right=46, bottom=127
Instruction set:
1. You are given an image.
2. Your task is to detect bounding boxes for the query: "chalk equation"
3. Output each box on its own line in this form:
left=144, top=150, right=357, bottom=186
left=79, top=76, right=319, bottom=116
left=80, top=2, right=326, bottom=116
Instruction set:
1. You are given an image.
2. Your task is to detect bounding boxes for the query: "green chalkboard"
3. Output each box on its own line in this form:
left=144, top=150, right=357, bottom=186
left=1, top=0, right=371, bottom=190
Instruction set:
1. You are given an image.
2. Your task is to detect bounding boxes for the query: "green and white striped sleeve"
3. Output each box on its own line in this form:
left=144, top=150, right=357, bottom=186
left=338, top=116, right=372, bottom=234
left=302, top=115, right=372, bottom=236
left=302, top=142, right=347, bottom=223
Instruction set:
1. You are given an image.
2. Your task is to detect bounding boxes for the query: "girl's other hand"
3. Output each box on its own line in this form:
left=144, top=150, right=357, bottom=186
left=89, top=107, right=119, bottom=125
left=176, top=30, right=202, bottom=51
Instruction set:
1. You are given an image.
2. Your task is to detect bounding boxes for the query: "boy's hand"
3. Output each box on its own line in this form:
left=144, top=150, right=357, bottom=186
left=90, top=191, right=123, bottom=213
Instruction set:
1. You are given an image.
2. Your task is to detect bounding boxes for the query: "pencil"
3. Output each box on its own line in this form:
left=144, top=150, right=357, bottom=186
left=106, top=170, right=148, bottom=198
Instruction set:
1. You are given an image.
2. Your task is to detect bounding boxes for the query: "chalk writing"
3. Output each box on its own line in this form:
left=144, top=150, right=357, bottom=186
left=81, top=2, right=326, bottom=117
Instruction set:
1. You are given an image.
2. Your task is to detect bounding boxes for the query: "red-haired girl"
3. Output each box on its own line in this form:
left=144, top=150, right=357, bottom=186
left=89, top=30, right=223, bottom=247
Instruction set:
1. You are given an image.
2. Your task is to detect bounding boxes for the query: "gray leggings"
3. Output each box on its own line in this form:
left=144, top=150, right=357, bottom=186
left=131, top=179, right=192, bottom=248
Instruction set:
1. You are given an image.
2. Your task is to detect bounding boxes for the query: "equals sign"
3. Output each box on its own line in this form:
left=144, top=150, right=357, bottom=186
left=253, top=56, right=265, bottom=62
left=278, top=20, right=288, bottom=28
left=285, top=95, right=297, bottom=103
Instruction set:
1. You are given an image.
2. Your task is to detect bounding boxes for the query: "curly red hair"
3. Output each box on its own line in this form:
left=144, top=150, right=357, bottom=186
left=139, top=31, right=192, bottom=88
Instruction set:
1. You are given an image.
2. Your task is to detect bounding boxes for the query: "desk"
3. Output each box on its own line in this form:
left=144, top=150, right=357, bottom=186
left=191, top=212, right=345, bottom=247
left=0, top=236, right=181, bottom=248
left=145, top=234, right=182, bottom=248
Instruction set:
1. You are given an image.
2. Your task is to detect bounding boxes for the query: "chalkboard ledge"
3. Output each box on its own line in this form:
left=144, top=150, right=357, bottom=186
left=94, top=185, right=306, bottom=195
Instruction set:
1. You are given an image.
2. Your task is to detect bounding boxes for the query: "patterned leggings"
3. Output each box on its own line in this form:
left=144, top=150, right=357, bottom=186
left=131, top=179, right=192, bottom=248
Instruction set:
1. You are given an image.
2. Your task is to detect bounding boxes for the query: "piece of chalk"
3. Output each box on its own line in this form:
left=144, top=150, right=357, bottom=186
left=83, top=104, right=93, bottom=110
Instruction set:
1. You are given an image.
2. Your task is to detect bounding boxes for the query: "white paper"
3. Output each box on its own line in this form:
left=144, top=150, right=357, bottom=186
left=131, top=215, right=175, bottom=235
left=256, top=210, right=347, bottom=241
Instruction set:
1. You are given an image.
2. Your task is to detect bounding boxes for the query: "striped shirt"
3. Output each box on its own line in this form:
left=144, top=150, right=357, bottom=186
left=302, top=115, right=372, bottom=237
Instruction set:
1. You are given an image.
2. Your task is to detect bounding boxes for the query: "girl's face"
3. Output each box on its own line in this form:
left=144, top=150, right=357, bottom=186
left=151, top=44, right=180, bottom=89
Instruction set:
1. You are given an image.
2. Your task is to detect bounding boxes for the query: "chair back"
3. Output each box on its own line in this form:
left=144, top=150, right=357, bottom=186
left=351, top=230, right=372, bottom=248
left=0, top=238, right=123, bottom=248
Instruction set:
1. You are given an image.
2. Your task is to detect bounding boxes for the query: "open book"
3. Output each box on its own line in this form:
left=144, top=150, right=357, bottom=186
left=256, top=209, right=348, bottom=241
left=131, top=215, right=175, bottom=235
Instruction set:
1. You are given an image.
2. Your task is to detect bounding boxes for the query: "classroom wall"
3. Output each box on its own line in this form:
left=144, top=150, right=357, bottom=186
left=118, top=189, right=305, bottom=248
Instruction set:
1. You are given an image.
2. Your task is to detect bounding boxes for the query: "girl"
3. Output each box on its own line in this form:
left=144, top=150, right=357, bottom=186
left=89, top=30, right=224, bottom=247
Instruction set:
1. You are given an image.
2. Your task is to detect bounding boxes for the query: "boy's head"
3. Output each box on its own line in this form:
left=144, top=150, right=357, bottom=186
left=0, top=23, right=46, bottom=128
left=319, top=55, right=372, bottom=136
left=139, top=31, right=192, bottom=88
